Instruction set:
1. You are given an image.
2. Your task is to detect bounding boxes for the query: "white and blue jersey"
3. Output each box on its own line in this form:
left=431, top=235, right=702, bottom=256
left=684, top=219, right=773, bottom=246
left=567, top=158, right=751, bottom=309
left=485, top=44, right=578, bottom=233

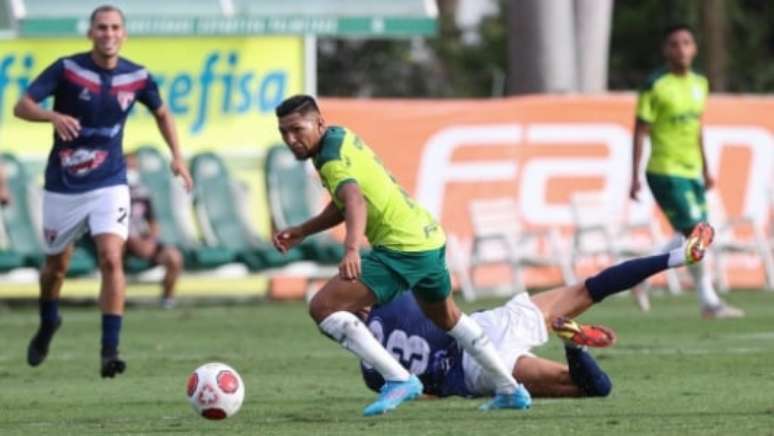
left=361, top=293, right=471, bottom=397
left=26, top=52, right=162, bottom=193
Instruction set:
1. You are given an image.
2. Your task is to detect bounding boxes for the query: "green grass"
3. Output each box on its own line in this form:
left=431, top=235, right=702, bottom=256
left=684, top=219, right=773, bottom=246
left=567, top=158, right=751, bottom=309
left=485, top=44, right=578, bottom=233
left=1, top=291, right=774, bottom=435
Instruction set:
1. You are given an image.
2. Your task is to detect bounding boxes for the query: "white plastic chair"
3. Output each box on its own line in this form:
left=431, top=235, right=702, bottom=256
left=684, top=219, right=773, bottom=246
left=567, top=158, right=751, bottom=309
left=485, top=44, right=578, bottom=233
left=706, top=191, right=774, bottom=291
left=451, top=197, right=574, bottom=301
left=569, top=191, right=683, bottom=311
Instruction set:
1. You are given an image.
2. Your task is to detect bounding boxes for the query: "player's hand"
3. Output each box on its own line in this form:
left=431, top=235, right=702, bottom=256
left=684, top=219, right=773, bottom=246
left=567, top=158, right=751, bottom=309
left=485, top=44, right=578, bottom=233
left=629, top=179, right=641, bottom=201
left=272, top=227, right=305, bottom=253
left=170, top=158, right=193, bottom=192
left=703, top=172, right=715, bottom=191
left=338, top=248, right=361, bottom=281
left=51, top=112, right=81, bottom=141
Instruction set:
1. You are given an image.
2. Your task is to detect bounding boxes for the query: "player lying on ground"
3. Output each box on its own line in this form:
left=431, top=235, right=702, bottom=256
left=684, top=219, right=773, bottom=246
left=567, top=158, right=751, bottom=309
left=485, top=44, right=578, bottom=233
left=360, top=222, right=715, bottom=399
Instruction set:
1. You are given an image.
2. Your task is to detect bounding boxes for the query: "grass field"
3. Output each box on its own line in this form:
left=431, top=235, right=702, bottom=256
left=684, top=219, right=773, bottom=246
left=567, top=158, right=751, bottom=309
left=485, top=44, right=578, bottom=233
left=1, top=290, right=773, bottom=436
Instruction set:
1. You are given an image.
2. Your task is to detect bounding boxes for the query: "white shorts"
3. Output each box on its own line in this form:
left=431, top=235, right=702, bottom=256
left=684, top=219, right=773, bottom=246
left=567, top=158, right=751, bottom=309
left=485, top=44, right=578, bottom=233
left=463, top=293, right=549, bottom=396
left=42, top=185, right=130, bottom=255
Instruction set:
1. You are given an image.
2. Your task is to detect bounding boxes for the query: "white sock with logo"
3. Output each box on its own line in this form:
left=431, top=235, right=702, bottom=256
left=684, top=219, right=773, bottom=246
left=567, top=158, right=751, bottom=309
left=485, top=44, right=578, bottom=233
left=448, top=313, right=519, bottom=395
left=319, top=311, right=410, bottom=382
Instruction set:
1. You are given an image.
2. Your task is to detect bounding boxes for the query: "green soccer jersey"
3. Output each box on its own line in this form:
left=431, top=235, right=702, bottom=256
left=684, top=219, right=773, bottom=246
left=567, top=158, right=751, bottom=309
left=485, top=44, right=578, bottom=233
left=636, top=68, right=709, bottom=179
left=313, top=126, right=445, bottom=252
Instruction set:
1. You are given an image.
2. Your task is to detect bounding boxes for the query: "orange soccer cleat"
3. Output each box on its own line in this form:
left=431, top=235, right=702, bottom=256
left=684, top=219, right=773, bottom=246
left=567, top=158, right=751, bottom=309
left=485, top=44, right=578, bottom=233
left=684, top=222, right=715, bottom=265
left=552, top=317, right=617, bottom=348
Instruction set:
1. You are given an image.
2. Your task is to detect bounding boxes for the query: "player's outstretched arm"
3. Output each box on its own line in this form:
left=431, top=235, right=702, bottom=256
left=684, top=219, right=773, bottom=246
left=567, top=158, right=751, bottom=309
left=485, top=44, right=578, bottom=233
left=272, top=201, right=343, bottom=253
left=14, top=96, right=81, bottom=141
left=152, top=104, right=193, bottom=192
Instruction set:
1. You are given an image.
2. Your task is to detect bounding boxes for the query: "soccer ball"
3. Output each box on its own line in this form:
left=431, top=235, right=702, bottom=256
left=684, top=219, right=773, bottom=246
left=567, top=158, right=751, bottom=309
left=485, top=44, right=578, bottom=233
left=186, top=362, right=245, bottom=420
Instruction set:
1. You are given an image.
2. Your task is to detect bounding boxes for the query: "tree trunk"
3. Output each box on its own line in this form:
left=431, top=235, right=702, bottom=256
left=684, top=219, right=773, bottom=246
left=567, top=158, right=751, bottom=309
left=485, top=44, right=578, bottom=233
left=702, top=0, right=728, bottom=92
left=574, top=0, right=613, bottom=93
left=506, top=0, right=576, bottom=94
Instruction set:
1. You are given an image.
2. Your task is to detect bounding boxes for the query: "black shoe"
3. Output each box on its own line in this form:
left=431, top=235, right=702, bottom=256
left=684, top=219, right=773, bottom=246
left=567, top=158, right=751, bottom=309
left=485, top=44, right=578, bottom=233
left=100, top=354, right=127, bottom=378
left=27, top=318, right=62, bottom=367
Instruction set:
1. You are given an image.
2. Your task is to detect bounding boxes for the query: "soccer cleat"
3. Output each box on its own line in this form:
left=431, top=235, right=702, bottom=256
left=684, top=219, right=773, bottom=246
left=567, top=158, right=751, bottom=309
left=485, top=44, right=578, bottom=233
left=479, top=384, right=532, bottom=411
left=552, top=317, right=617, bottom=348
left=684, top=222, right=715, bottom=265
left=363, top=375, right=423, bottom=416
left=27, top=317, right=62, bottom=367
left=100, top=354, right=127, bottom=378
left=702, top=303, right=745, bottom=319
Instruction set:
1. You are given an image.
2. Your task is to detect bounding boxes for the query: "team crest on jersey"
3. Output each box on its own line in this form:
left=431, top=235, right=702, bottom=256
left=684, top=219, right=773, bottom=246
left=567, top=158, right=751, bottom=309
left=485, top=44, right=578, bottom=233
left=692, top=85, right=703, bottom=101
left=43, top=228, right=58, bottom=245
left=78, top=87, right=91, bottom=101
left=116, top=91, right=135, bottom=111
left=59, top=148, right=109, bottom=177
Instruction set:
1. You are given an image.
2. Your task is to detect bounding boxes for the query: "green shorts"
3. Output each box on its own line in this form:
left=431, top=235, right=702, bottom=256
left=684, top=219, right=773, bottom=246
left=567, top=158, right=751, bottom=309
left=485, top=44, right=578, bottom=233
left=360, top=246, right=451, bottom=305
left=646, top=172, right=707, bottom=234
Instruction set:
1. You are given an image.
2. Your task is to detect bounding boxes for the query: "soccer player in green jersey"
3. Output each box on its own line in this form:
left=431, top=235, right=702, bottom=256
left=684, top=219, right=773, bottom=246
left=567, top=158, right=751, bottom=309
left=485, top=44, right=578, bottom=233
left=273, top=95, right=530, bottom=416
left=630, top=24, right=743, bottom=319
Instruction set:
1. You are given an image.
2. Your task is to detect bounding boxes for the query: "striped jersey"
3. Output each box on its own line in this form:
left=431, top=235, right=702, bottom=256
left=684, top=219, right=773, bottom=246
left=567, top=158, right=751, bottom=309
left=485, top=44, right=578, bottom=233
left=26, top=52, right=162, bottom=193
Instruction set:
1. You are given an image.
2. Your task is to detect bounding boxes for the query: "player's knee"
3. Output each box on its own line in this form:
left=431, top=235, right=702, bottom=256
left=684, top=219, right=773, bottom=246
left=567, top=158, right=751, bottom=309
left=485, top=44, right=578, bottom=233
left=416, top=295, right=460, bottom=331
left=97, top=250, right=123, bottom=274
left=41, top=262, right=67, bottom=281
left=164, top=248, right=183, bottom=272
left=43, top=250, right=70, bottom=274
left=308, top=294, right=331, bottom=324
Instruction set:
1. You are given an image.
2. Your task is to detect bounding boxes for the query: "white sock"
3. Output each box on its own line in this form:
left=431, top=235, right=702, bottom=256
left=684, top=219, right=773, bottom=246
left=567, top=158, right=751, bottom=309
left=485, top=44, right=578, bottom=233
left=448, top=313, right=518, bottom=395
left=319, top=311, right=410, bottom=382
left=687, top=262, right=721, bottom=308
left=659, top=234, right=685, bottom=254
left=667, top=246, right=686, bottom=268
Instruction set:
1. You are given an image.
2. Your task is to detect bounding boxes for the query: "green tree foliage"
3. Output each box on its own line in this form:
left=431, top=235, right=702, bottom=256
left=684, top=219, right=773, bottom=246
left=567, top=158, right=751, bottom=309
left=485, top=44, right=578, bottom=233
left=610, top=0, right=774, bottom=92
left=317, top=0, right=773, bottom=96
left=316, top=8, right=507, bottom=98
left=725, top=0, right=774, bottom=92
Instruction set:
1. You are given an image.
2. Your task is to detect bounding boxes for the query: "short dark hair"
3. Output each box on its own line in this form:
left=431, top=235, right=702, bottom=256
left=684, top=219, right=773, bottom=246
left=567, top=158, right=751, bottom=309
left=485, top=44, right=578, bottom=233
left=663, top=23, right=694, bottom=42
left=90, top=5, right=125, bottom=26
left=275, top=95, right=320, bottom=118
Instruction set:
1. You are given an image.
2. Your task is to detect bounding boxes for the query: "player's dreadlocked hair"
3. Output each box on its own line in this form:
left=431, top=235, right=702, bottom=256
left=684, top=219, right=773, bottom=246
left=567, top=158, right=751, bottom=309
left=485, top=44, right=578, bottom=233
left=275, top=95, right=320, bottom=118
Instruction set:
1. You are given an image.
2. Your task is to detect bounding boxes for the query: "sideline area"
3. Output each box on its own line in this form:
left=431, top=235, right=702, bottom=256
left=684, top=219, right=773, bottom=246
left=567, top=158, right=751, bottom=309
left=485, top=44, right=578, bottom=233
left=0, top=275, right=270, bottom=299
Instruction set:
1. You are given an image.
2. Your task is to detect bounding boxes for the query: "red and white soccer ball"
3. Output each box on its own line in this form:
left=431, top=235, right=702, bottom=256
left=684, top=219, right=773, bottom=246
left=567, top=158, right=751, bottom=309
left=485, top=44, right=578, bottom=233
left=187, top=362, right=245, bottom=420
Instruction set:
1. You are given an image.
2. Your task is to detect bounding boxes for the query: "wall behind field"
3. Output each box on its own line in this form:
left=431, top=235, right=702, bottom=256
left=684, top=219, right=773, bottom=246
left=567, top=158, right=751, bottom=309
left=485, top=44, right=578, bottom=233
left=320, top=94, right=774, bottom=289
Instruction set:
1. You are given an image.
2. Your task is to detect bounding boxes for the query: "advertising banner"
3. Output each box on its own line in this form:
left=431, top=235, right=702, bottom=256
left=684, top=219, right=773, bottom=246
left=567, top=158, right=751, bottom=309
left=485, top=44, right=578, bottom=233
left=0, top=37, right=304, bottom=153
left=319, top=95, right=774, bottom=289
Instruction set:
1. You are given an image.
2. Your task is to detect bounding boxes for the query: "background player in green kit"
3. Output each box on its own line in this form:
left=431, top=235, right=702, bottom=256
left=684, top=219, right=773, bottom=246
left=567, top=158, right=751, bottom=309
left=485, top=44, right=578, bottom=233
left=273, top=95, right=530, bottom=416
left=629, top=24, right=743, bottom=319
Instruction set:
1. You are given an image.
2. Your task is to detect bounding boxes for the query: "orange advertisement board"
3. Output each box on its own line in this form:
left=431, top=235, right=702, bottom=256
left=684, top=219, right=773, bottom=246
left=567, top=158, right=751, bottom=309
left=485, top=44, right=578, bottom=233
left=318, top=94, right=774, bottom=289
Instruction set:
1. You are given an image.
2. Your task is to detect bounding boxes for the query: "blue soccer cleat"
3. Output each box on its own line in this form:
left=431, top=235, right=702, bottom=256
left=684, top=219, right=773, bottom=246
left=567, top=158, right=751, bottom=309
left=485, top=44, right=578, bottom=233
left=363, top=374, right=423, bottom=416
left=479, top=384, right=532, bottom=411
